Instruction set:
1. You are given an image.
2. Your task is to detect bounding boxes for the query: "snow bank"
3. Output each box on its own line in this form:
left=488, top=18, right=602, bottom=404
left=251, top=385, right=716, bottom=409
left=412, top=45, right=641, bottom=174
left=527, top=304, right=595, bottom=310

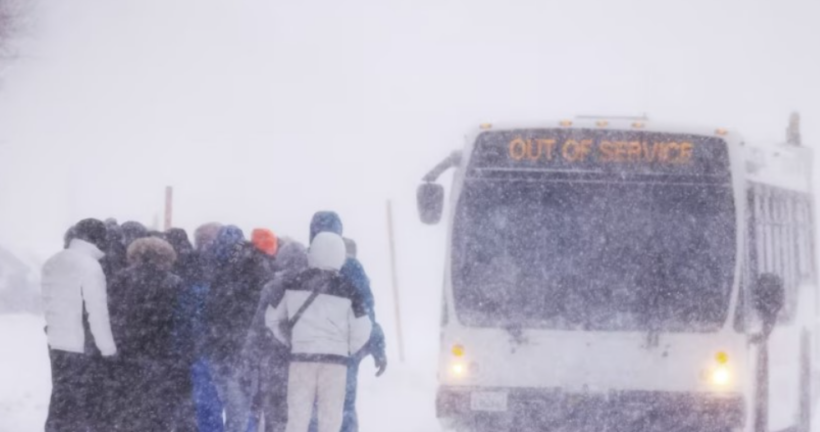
left=0, top=314, right=50, bottom=432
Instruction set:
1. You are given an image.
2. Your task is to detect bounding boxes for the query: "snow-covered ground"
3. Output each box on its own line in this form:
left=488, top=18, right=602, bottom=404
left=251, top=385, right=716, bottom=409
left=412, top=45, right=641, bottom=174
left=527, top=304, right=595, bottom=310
left=6, top=312, right=820, bottom=432
left=0, top=314, right=51, bottom=432
left=0, top=313, right=440, bottom=432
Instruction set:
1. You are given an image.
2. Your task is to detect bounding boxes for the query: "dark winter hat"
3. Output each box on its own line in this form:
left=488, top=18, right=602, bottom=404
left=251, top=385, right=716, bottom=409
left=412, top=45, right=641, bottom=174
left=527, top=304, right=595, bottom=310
left=73, top=219, right=108, bottom=250
left=103, top=219, right=120, bottom=247
left=309, top=211, right=343, bottom=242
left=277, top=241, right=308, bottom=273
left=121, top=221, right=148, bottom=247
left=165, top=228, right=194, bottom=256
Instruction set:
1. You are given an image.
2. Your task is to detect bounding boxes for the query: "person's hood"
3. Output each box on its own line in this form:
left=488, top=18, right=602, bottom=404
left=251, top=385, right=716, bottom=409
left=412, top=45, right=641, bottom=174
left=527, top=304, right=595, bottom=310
left=277, top=241, right=308, bottom=273
left=165, top=228, right=194, bottom=256
left=105, top=223, right=123, bottom=248
left=126, top=237, right=177, bottom=271
left=69, top=238, right=105, bottom=260
left=213, top=225, right=245, bottom=264
left=194, top=222, right=222, bottom=252
left=73, top=218, right=108, bottom=250
left=308, top=232, right=346, bottom=271
left=251, top=228, right=278, bottom=256
left=121, top=221, right=148, bottom=247
left=64, top=225, right=77, bottom=249
left=309, top=211, right=343, bottom=243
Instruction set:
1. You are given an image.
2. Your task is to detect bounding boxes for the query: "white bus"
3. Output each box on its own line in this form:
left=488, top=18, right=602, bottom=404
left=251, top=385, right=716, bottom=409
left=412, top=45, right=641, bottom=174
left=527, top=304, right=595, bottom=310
left=418, top=116, right=817, bottom=432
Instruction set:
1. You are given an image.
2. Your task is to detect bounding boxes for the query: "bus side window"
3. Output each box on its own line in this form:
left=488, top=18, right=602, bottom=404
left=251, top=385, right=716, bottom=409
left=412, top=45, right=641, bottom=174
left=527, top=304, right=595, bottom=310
left=749, top=183, right=802, bottom=325
left=796, top=199, right=815, bottom=282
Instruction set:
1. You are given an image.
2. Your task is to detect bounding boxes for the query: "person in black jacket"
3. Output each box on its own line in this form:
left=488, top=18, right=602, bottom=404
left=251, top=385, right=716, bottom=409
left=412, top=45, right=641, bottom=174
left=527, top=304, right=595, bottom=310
left=205, top=225, right=272, bottom=432
left=165, top=228, right=200, bottom=432
left=100, top=219, right=127, bottom=280
left=108, top=237, right=183, bottom=431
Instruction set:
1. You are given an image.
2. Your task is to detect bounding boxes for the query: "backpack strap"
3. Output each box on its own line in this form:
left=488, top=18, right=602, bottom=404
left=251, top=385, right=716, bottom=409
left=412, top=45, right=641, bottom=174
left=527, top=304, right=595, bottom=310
left=285, top=269, right=325, bottom=330
left=288, top=289, right=320, bottom=331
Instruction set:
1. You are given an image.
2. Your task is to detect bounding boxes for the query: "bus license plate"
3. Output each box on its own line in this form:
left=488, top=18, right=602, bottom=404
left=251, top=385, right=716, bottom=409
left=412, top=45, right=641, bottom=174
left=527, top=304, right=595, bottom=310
left=470, top=391, right=508, bottom=412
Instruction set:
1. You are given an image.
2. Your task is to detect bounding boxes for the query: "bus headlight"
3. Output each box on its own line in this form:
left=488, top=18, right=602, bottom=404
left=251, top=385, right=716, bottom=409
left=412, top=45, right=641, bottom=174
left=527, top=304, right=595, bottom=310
left=709, top=365, right=731, bottom=387
left=451, top=361, right=467, bottom=377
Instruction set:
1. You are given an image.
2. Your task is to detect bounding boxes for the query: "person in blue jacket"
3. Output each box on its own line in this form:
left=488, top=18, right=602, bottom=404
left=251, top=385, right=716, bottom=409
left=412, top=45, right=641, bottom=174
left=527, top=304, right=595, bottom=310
left=308, top=212, right=387, bottom=432
left=173, top=223, right=225, bottom=432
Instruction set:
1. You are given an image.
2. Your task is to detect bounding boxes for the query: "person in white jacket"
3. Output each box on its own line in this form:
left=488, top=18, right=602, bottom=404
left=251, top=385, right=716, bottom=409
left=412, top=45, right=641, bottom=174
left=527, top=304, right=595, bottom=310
left=265, top=232, right=372, bottom=432
left=41, top=218, right=117, bottom=432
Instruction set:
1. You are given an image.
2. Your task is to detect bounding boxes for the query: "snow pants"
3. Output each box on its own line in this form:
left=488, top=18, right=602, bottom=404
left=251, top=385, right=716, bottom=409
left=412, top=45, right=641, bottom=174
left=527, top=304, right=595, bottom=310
left=45, top=349, right=97, bottom=432
left=285, top=362, right=347, bottom=432
left=212, top=359, right=253, bottom=432
left=340, top=358, right=361, bottom=432
left=192, top=357, right=225, bottom=432
left=170, top=359, right=198, bottom=432
left=308, top=357, right=361, bottom=432
left=255, top=351, right=289, bottom=432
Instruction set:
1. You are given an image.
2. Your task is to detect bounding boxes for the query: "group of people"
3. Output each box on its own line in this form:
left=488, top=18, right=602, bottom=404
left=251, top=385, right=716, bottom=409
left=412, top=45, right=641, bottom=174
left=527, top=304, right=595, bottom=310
left=40, top=211, right=388, bottom=432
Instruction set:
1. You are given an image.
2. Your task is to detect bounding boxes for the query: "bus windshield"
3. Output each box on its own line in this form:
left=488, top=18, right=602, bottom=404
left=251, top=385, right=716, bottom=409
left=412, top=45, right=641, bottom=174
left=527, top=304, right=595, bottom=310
left=452, top=130, right=736, bottom=332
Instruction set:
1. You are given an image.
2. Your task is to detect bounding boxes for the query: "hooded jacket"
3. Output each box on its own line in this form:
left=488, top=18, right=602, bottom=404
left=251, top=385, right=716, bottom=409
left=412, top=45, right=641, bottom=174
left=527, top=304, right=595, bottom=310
left=108, top=238, right=182, bottom=361
left=41, top=238, right=117, bottom=356
left=204, top=227, right=272, bottom=364
left=101, top=222, right=128, bottom=280
left=265, top=233, right=372, bottom=364
left=308, top=211, right=386, bottom=358
left=121, top=221, right=149, bottom=247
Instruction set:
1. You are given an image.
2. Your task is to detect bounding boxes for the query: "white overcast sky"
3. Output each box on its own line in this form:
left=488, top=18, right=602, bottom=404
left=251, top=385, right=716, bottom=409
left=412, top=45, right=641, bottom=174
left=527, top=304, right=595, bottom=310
left=1, top=0, right=819, bottom=362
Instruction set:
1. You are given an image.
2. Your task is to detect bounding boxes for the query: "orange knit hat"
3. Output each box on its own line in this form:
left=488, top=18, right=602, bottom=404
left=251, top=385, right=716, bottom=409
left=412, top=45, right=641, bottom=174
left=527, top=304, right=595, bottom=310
left=251, top=228, right=278, bottom=256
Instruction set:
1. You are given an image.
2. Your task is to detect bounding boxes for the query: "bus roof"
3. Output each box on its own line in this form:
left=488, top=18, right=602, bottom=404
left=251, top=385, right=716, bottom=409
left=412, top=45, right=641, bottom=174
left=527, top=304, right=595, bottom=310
left=470, top=119, right=741, bottom=143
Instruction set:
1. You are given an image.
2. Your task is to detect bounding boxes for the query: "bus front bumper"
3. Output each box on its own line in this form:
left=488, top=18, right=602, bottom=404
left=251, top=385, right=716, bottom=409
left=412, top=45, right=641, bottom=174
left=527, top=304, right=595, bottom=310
left=437, top=387, right=745, bottom=431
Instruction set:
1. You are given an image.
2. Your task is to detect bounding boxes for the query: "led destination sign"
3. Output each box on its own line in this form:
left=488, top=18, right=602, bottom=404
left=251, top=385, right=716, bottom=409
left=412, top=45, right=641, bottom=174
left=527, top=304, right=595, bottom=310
left=471, top=129, right=731, bottom=179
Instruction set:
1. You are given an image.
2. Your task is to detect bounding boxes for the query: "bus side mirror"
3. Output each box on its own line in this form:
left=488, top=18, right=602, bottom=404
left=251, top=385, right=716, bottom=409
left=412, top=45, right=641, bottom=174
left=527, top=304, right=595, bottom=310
left=753, top=273, right=785, bottom=336
left=417, top=183, right=444, bottom=225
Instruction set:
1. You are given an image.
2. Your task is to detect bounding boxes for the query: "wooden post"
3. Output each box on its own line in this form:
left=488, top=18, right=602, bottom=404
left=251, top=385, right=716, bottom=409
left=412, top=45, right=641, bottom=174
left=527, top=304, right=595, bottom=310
left=387, top=200, right=406, bottom=362
left=164, top=186, right=174, bottom=231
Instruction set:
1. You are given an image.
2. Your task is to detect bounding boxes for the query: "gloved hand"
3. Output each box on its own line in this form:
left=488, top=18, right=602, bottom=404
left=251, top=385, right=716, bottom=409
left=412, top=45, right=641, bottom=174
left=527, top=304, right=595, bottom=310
left=374, top=350, right=387, bottom=377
